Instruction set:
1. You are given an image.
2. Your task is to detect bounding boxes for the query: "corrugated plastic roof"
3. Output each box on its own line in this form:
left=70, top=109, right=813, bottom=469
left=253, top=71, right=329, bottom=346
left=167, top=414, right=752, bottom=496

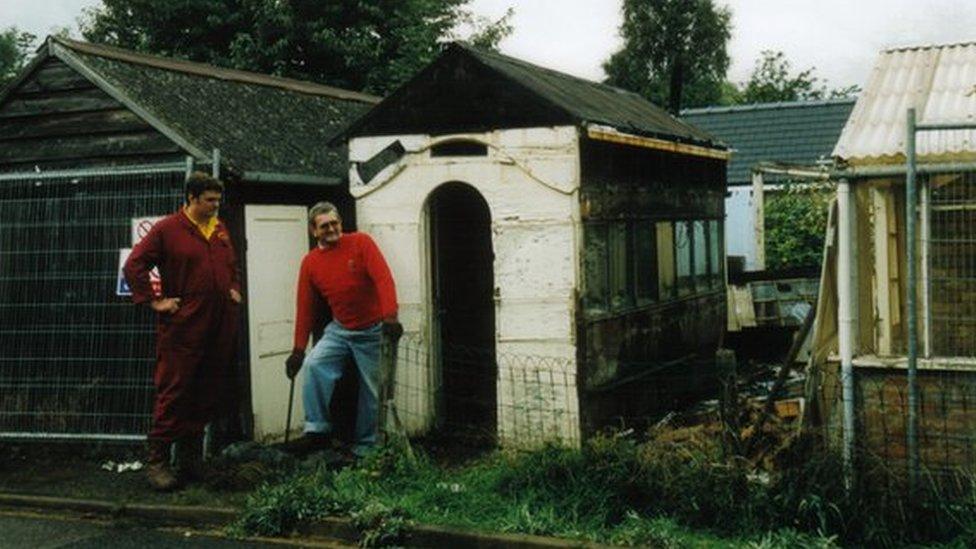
left=54, top=37, right=378, bottom=177
left=833, top=41, right=976, bottom=164
left=682, top=99, right=854, bottom=185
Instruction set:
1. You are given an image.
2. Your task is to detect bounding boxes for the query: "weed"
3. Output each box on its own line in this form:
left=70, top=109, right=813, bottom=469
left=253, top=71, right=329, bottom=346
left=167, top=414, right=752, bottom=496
left=746, top=529, right=838, bottom=549
left=351, top=502, right=409, bottom=548
left=229, top=469, right=340, bottom=537
left=228, top=432, right=976, bottom=547
left=608, top=513, right=696, bottom=548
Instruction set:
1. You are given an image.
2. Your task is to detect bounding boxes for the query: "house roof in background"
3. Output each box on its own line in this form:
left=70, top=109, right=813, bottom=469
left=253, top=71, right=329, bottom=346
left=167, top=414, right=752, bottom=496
left=682, top=98, right=855, bottom=185
left=833, top=41, right=976, bottom=165
left=45, top=37, right=379, bottom=178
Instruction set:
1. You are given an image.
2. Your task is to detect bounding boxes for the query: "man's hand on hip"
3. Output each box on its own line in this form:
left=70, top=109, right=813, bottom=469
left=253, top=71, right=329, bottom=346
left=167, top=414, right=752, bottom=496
left=229, top=289, right=243, bottom=304
left=285, top=350, right=305, bottom=379
left=381, top=319, right=403, bottom=340
left=150, top=297, right=181, bottom=314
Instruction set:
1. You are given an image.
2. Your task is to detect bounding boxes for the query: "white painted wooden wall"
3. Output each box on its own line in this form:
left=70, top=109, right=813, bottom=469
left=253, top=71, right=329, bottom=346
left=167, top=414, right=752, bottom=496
left=245, top=205, right=309, bottom=442
left=349, top=126, right=582, bottom=447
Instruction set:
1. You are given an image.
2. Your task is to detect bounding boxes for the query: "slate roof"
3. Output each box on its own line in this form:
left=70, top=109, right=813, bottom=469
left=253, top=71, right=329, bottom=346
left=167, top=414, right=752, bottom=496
left=682, top=99, right=855, bottom=185
left=344, top=42, right=724, bottom=150
left=51, top=37, right=379, bottom=178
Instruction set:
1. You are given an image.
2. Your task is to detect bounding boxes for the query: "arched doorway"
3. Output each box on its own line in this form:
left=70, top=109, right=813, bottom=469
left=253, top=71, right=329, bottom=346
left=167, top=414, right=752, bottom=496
left=427, top=182, right=497, bottom=445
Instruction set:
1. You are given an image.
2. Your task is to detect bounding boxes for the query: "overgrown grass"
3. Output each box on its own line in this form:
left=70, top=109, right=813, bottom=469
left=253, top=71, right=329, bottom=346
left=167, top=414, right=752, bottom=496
left=227, top=427, right=976, bottom=547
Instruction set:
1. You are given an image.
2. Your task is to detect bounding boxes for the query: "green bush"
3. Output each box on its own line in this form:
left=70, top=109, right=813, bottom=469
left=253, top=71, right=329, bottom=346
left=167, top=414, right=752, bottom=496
left=764, top=183, right=832, bottom=270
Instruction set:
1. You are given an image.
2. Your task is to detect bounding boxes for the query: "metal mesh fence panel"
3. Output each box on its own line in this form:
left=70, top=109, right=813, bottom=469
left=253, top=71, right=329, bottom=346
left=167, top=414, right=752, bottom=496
left=927, top=171, right=976, bottom=358
left=819, top=364, right=976, bottom=501
left=0, top=165, right=185, bottom=440
left=391, top=334, right=580, bottom=448
left=388, top=330, right=729, bottom=450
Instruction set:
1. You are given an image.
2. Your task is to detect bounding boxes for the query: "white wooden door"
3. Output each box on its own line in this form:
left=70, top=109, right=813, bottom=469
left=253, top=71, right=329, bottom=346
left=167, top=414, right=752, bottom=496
left=245, top=205, right=309, bottom=441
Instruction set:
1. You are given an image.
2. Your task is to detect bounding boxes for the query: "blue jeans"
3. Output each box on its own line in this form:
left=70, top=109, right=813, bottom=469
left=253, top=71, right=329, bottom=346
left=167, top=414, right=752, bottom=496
left=302, top=320, right=382, bottom=456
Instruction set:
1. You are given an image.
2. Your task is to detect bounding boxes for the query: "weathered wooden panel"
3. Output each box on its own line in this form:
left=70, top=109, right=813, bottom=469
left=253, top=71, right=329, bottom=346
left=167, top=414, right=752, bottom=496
left=0, top=109, right=151, bottom=140
left=579, top=292, right=726, bottom=433
left=579, top=138, right=726, bottom=220
left=580, top=292, right=726, bottom=389
left=0, top=132, right=181, bottom=164
left=0, top=88, right=123, bottom=118
left=14, top=60, right=94, bottom=94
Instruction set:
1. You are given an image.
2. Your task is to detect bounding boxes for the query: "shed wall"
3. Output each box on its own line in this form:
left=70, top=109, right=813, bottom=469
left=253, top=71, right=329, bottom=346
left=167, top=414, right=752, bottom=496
left=577, top=138, right=727, bottom=431
left=0, top=58, right=184, bottom=171
left=349, top=126, right=581, bottom=446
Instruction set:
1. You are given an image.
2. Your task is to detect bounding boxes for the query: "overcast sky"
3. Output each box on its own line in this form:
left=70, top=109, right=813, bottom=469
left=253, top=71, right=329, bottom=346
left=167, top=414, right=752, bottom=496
left=4, top=0, right=976, bottom=90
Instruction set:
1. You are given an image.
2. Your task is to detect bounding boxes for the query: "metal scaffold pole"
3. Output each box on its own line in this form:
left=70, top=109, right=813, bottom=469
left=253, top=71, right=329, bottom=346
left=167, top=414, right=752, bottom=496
left=905, top=108, right=920, bottom=498
left=837, top=177, right=855, bottom=489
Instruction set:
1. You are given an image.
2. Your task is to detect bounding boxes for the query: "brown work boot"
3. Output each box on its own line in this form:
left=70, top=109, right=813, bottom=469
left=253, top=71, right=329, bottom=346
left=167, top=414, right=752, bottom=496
left=146, top=438, right=179, bottom=492
left=176, top=434, right=209, bottom=483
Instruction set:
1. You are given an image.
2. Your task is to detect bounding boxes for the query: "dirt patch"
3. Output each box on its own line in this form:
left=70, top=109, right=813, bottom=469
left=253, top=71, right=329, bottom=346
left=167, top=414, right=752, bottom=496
left=0, top=442, right=248, bottom=508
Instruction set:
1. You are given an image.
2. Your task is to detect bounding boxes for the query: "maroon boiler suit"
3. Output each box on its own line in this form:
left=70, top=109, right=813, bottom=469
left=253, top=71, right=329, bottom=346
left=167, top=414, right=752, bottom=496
left=123, top=210, right=241, bottom=442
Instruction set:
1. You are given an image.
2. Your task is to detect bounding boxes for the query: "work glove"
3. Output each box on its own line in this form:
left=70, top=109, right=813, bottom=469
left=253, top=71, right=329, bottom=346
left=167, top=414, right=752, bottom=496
left=285, top=350, right=305, bottom=380
left=382, top=320, right=404, bottom=340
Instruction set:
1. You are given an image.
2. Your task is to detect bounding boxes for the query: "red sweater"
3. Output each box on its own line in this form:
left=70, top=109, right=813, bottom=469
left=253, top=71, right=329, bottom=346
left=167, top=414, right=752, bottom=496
left=293, top=232, right=397, bottom=350
left=124, top=211, right=240, bottom=305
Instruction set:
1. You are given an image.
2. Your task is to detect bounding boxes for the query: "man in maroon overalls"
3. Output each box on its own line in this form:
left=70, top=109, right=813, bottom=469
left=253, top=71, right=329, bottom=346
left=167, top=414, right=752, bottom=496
left=124, top=172, right=242, bottom=491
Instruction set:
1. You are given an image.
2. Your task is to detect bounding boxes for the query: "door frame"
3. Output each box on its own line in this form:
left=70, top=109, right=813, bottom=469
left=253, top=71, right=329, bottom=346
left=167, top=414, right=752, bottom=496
left=422, top=181, right=496, bottom=434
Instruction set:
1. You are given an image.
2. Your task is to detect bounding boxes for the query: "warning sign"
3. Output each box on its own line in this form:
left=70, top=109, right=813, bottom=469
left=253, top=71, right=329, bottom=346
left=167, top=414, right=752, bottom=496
left=116, top=216, right=165, bottom=297
left=131, top=216, right=164, bottom=246
left=116, top=248, right=163, bottom=297
left=117, top=248, right=132, bottom=296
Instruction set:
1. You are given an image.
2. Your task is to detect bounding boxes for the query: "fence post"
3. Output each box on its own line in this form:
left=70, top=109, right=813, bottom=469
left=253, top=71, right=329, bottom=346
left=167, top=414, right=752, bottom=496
left=905, top=108, right=920, bottom=498
left=378, top=322, right=412, bottom=457
left=838, top=178, right=856, bottom=490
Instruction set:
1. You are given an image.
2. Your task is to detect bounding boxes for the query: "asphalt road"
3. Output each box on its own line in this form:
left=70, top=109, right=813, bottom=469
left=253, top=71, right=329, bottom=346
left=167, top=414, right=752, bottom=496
left=0, top=511, right=345, bottom=548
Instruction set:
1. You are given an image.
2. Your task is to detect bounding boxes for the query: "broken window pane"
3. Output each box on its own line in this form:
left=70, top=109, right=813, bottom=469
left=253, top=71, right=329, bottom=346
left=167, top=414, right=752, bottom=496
left=709, top=220, right=722, bottom=288
left=675, top=221, right=693, bottom=296
left=609, top=222, right=632, bottom=309
left=583, top=222, right=609, bottom=314
left=656, top=221, right=675, bottom=300
left=694, top=220, right=708, bottom=292
left=634, top=221, right=656, bottom=303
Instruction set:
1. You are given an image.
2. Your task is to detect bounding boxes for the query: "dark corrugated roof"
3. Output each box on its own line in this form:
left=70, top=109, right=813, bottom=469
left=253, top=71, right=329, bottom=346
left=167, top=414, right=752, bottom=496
left=344, top=43, right=723, bottom=149
left=460, top=44, right=720, bottom=147
left=681, top=99, right=854, bottom=185
left=55, top=38, right=377, bottom=178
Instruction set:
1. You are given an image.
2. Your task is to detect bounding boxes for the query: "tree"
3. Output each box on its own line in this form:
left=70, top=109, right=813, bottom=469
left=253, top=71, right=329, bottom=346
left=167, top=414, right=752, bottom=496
left=739, top=50, right=859, bottom=104
left=80, top=0, right=513, bottom=96
left=765, top=182, right=832, bottom=269
left=0, top=27, right=37, bottom=90
left=603, top=0, right=732, bottom=114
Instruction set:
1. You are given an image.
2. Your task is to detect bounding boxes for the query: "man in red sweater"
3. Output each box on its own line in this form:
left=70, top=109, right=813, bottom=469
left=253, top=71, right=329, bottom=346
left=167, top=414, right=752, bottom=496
left=284, top=201, right=397, bottom=457
left=124, top=172, right=242, bottom=491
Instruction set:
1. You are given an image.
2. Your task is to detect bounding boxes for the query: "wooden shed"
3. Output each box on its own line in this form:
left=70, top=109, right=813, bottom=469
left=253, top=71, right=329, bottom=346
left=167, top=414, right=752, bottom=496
left=340, top=44, right=730, bottom=447
left=0, top=37, right=377, bottom=442
left=811, top=41, right=976, bottom=475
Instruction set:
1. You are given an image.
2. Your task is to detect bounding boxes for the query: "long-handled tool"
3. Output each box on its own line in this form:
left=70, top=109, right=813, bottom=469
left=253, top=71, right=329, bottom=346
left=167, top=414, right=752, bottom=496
left=285, top=375, right=296, bottom=443
left=378, top=323, right=413, bottom=460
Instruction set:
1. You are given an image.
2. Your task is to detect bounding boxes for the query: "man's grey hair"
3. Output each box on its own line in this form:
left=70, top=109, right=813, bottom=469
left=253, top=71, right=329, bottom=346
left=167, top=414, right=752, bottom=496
left=308, top=201, right=340, bottom=225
